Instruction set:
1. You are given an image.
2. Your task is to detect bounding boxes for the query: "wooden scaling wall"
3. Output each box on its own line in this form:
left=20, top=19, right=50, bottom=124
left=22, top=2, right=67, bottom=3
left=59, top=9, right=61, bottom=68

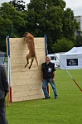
left=8, top=37, right=46, bottom=102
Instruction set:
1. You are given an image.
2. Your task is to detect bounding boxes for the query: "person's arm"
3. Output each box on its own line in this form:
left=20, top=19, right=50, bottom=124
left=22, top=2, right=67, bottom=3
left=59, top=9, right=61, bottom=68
left=1, top=65, right=9, bottom=96
left=52, top=71, right=56, bottom=81
left=41, top=63, right=44, bottom=82
left=52, top=63, right=56, bottom=81
left=41, top=72, right=44, bottom=82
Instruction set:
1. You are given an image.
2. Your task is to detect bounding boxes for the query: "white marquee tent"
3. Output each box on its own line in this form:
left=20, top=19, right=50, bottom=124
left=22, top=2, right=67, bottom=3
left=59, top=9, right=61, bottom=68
left=60, top=47, right=82, bottom=69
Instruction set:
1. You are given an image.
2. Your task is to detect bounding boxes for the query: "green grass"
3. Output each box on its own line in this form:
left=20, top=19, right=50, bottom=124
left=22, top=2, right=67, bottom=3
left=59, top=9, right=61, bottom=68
left=6, top=69, right=82, bottom=124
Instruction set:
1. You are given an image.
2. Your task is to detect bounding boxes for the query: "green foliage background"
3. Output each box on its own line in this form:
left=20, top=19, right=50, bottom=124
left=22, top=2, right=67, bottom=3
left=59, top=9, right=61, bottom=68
left=0, top=0, right=80, bottom=52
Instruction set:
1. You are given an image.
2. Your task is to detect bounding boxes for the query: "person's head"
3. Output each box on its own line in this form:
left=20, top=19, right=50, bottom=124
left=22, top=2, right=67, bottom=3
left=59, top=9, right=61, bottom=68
left=45, top=56, right=51, bottom=64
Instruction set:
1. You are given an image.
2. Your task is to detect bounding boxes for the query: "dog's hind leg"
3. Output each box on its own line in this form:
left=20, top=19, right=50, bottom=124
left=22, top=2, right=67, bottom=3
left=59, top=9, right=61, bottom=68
left=25, top=55, right=29, bottom=68
left=29, top=58, right=34, bottom=69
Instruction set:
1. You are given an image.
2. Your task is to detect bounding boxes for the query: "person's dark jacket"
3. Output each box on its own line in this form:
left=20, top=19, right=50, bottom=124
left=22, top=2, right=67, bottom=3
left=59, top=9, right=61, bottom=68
left=0, top=65, right=9, bottom=100
left=42, top=62, right=56, bottom=79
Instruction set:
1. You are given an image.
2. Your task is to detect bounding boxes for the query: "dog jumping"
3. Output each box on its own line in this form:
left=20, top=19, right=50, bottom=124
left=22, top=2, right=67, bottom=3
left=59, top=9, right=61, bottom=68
left=23, top=32, right=38, bottom=69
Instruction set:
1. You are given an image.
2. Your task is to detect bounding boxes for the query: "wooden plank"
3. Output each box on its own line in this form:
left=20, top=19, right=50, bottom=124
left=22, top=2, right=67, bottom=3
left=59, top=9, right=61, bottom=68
left=12, top=94, right=44, bottom=102
left=12, top=87, right=43, bottom=95
left=10, top=50, right=45, bottom=62
left=11, top=70, right=41, bottom=79
left=10, top=48, right=45, bottom=57
left=12, top=78, right=42, bottom=86
left=11, top=65, right=41, bottom=73
left=12, top=82, right=42, bottom=88
left=10, top=38, right=45, bottom=49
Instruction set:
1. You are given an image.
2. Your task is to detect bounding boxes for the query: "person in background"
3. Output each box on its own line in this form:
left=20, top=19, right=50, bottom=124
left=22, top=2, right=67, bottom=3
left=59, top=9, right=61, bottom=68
left=0, top=64, right=9, bottom=124
left=41, top=56, right=58, bottom=99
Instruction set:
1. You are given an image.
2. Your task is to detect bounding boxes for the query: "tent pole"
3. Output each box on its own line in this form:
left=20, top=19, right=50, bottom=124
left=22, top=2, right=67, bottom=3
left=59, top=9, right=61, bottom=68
left=56, top=55, right=82, bottom=92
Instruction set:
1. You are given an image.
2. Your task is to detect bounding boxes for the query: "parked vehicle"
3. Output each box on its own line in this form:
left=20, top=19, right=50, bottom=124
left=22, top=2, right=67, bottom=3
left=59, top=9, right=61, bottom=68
left=47, top=52, right=65, bottom=67
left=47, top=53, right=60, bottom=67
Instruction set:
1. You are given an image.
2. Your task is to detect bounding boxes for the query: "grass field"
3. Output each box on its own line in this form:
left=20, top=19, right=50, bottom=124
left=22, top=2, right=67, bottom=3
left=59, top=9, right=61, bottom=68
left=6, top=69, right=82, bottom=124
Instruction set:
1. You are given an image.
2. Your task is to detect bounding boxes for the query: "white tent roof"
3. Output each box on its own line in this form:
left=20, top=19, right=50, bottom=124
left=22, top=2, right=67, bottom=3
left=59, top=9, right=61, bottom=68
left=64, top=47, right=82, bottom=55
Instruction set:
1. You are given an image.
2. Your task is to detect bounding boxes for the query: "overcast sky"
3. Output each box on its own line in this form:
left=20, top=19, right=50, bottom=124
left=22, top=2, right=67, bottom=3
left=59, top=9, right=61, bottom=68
left=0, top=0, right=82, bottom=16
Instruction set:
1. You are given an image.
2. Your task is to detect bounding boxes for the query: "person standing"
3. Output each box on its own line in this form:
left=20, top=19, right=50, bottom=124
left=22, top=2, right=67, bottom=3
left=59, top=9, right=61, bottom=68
left=41, top=56, right=58, bottom=99
left=0, top=64, right=9, bottom=124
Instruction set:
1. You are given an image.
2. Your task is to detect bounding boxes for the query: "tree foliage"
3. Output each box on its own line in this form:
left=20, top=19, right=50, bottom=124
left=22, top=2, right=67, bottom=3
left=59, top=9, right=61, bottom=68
left=52, top=37, right=74, bottom=52
left=62, top=8, right=79, bottom=41
left=9, top=0, right=26, bottom=11
left=75, top=35, right=82, bottom=47
left=27, top=0, right=66, bottom=52
left=26, top=0, right=79, bottom=53
left=0, top=2, right=27, bottom=51
left=0, top=0, right=80, bottom=52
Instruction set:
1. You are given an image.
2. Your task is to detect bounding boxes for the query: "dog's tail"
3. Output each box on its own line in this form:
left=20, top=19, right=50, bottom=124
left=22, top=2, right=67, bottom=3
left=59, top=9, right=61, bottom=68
left=35, top=54, right=38, bottom=66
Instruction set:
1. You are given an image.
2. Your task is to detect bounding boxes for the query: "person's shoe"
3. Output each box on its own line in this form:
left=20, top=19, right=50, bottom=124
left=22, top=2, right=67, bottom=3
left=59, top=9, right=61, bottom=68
left=45, top=96, right=50, bottom=99
left=55, top=96, right=58, bottom=99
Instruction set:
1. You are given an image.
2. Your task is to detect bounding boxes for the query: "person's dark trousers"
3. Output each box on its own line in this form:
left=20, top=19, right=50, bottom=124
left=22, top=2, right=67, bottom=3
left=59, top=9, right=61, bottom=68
left=0, top=99, right=8, bottom=124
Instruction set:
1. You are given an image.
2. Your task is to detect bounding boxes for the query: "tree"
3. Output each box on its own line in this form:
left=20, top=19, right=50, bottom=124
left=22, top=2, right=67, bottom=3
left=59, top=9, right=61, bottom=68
left=0, top=2, right=27, bottom=51
left=9, top=0, right=26, bottom=11
left=0, top=0, right=80, bottom=52
left=75, top=35, right=82, bottom=47
left=26, top=0, right=79, bottom=53
left=52, top=37, right=74, bottom=53
left=62, top=8, right=79, bottom=41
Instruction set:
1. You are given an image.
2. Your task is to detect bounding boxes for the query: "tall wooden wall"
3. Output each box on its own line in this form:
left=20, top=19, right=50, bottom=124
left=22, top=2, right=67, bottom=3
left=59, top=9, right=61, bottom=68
left=8, top=37, right=46, bottom=102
